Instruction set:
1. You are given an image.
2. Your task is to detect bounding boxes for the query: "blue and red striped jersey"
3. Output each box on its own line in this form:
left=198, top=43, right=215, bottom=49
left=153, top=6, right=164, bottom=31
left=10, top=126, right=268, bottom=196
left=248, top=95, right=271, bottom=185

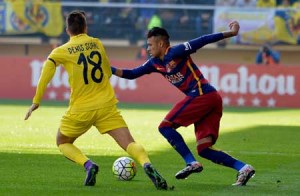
left=118, top=32, right=225, bottom=97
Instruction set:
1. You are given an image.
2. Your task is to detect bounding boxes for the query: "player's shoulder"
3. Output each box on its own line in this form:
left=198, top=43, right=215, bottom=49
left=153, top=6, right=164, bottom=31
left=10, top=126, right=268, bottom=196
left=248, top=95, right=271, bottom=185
left=87, top=36, right=104, bottom=49
left=144, top=57, right=157, bottom=65
left=87, top=35, right=102, bottom=43
left=49, top=45, right=65, bottom=56
left=164, top=46, right=180, bottom=57
left=53, top=42, right=70, bottom=52
left=169, top=42, right=186, bottom=51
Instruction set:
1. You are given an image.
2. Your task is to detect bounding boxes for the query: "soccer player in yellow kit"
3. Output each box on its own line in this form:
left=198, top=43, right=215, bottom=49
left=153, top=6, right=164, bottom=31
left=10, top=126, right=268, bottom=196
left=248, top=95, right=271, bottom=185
left=24, top=10, right=168, bottom=190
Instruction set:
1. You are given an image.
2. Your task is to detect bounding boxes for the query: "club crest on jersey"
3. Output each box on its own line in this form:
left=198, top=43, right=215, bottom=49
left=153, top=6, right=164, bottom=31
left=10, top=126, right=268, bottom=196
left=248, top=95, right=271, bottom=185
left=166, top=61, right=176, bottom=72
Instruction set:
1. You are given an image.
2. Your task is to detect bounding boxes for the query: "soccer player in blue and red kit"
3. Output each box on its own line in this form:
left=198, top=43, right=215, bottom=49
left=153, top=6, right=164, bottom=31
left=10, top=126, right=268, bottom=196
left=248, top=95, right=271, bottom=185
left=112, top=20, right=255, bottom=186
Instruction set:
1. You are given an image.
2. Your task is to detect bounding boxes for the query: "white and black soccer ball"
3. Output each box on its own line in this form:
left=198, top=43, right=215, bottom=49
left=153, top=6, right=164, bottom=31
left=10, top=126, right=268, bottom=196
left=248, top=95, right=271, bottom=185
left=112, top=157, right=137, bottom=181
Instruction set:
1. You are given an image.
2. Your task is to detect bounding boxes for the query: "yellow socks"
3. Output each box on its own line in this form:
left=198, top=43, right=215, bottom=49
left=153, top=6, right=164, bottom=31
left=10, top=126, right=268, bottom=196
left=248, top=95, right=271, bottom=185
left=126, top=142, right=150, bottom=166
left=58, top=142, right=150, bottom=167
left=58, top=143, right=89, bottom=166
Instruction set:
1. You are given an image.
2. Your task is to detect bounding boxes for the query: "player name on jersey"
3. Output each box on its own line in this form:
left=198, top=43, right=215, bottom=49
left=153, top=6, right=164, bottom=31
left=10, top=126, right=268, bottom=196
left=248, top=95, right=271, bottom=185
left=67, top=42, right=100, bottom=54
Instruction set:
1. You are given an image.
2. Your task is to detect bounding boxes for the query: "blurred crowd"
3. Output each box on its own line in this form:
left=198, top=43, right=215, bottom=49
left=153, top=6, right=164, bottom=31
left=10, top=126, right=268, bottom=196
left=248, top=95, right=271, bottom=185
left=1, top=0, right=299, bottom=43
left=60, top=0, right=300, bottom=44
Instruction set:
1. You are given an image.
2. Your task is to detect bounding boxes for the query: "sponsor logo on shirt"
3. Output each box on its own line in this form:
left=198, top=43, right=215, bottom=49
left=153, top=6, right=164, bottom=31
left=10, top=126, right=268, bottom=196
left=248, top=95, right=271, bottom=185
left=165, top=72, right=184, bottom=84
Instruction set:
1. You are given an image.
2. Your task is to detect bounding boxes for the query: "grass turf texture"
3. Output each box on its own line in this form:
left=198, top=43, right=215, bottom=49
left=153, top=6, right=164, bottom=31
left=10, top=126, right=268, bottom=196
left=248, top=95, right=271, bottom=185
left=0, top=100, right=300, bottom=195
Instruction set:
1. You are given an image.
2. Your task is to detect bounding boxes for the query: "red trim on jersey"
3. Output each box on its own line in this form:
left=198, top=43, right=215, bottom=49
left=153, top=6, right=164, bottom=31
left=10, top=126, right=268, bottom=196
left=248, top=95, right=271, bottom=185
left=186, top=58, right=203, bottom=95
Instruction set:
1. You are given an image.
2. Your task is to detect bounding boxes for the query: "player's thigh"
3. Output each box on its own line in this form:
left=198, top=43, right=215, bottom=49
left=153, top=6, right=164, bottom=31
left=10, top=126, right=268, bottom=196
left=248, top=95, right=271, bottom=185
left=194, top=93, right=223, bottom=143
left=60, top=111, right=94, bottom=138
left=94, top=105, right=128, bottom=134
left=165, top=94, right=218, bottom=127
left=194, top=111, right=222, bottom=144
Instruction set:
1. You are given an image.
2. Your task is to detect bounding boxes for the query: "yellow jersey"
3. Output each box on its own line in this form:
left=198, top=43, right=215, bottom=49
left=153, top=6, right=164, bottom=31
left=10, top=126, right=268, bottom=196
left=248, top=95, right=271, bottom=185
left=33, top=34, right=118, bottom=112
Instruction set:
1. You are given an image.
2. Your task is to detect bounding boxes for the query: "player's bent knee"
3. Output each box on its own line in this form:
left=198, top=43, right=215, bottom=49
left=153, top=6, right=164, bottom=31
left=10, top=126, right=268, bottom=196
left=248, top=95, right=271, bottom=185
left=158, top=120, right=172, bottom=129
left=197, top=138, right=213, bottom=155
left=56, top=129, right=76, bottom=146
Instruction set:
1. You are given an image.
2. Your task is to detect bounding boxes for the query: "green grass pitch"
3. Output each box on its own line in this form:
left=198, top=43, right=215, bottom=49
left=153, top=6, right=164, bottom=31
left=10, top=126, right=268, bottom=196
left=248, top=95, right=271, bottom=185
left=0, top=100, right=300, bottom=195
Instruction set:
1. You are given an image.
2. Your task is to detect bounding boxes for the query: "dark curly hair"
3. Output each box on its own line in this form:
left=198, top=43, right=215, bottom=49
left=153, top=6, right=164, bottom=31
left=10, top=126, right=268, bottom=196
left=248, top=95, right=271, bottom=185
left=147, top=27, right=170, bottom=45
left=66, top=10, right=86, bottom=35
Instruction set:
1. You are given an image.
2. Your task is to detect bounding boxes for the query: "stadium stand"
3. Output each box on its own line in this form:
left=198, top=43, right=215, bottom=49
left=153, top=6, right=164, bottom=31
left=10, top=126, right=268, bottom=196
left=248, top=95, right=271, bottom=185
left=0, top=1, right=299, bottom=65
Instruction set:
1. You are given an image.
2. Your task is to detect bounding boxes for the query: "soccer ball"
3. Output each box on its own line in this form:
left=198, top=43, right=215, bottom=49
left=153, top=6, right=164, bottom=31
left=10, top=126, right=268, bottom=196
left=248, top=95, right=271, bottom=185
left=112, top=157, right=137, bottom=181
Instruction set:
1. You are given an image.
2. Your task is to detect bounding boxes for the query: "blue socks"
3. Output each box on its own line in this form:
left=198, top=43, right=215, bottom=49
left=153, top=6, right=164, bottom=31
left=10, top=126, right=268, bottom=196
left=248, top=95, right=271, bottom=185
left=159, top=126, right=196, bottom=165
left=159, top=126, right=246, bottom=171
left=199, top=147, right=245, bottom=171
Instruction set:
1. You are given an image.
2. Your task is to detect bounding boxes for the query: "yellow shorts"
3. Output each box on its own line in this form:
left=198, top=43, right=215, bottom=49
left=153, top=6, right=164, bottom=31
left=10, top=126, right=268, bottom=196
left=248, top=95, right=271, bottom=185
left=60, top=105, right=127, bottom=138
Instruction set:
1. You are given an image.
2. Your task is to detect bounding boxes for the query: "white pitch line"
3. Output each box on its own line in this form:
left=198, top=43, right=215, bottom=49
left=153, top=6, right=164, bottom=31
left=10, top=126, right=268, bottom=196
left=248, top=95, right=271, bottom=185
left=226, top=150, right=300, bottom=157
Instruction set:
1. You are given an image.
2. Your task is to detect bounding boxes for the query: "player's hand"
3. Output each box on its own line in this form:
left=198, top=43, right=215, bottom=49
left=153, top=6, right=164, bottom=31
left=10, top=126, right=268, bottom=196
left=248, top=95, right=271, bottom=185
left=112, top=67, right=123, bottom=77
left=24, top=103, right=39, bottom=120
left=229, top=21, right=240, bottom=36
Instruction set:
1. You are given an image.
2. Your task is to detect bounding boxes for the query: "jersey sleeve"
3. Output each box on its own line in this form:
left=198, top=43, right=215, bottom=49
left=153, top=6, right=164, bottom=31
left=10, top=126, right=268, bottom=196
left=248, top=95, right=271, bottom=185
left=32, top=47, right=65, bottom=104
left=32, top=59, right=56, bottom=104
left=171, top=33, right=224, bottom=57
left=120, top=60, right=157, bottom=79
left=47, top=47, right=66, bottom=65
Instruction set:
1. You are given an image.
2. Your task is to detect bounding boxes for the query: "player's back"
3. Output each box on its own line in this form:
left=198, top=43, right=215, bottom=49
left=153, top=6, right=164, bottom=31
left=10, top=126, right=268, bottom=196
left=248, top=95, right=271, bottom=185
left=49, top=34, right=117, bottom=112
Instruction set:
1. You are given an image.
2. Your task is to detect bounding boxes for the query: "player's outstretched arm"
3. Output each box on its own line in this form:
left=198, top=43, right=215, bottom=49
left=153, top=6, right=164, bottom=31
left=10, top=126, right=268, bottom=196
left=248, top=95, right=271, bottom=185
left=182, top=20, right=240, bottom=54
left=111, top=65, right=152, bottom=79
left=111, top=67, right=123, bottom=77
left=222, top=20, right=240, bottom=38
left=24, top=60, right=56, bottom=120
left=24, top=103, right=39, bottom=120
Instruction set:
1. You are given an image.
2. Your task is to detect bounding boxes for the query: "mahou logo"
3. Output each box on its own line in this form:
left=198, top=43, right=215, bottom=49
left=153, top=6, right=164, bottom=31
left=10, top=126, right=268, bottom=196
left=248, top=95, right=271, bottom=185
left=201, top=65, right=296, bottom=95
left=200, top=64, right=298, bottom=107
